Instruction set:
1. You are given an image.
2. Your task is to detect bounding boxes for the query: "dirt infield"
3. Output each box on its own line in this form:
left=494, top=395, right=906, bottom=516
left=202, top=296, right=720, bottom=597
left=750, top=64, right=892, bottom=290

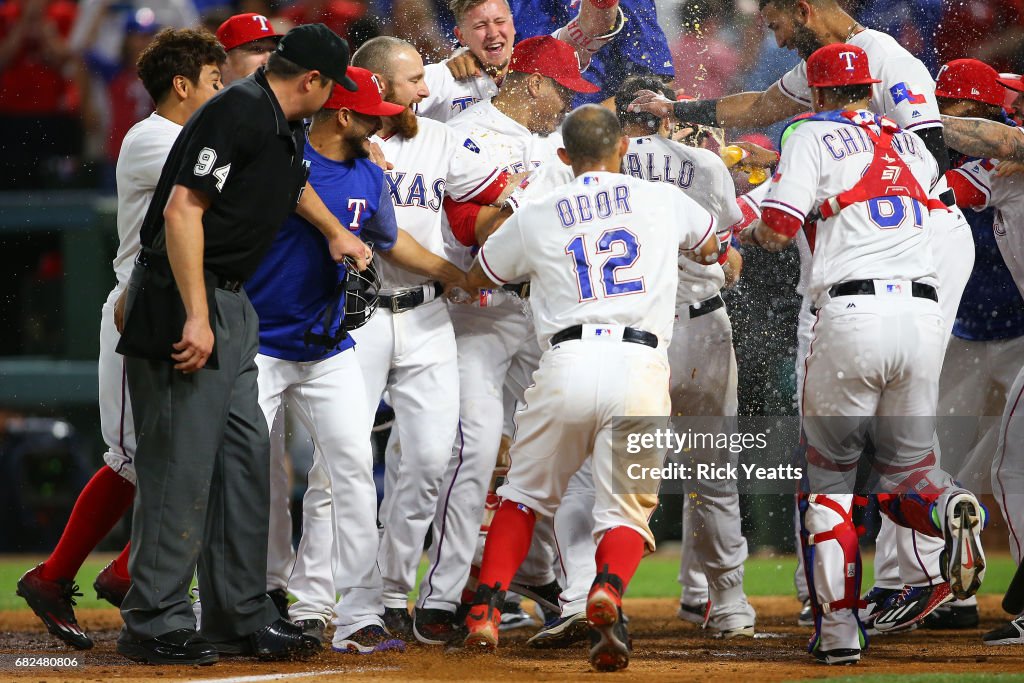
left=1, top=596, right=1022, bottom=682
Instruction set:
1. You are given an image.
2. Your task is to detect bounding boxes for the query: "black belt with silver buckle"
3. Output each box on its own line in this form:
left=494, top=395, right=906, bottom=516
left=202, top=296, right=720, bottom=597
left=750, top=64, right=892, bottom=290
left=502, top=282, right=530, bottom=299
left=812, top=279, right=938, bottom=314
left=550, top=324, right=658, bottom=349
left=379, top=282, right=443, bottom=313
left=136, top=250, right=243, bottom=292
left=689, top=293, right=725, bottom=319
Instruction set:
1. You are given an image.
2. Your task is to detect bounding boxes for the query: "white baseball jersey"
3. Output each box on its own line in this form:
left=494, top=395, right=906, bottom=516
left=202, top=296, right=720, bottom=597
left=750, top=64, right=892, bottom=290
left=416, top=60, right=499, bottom=122
left=622, top=136, right=740, bottom=304
left=776, top=29, right=941, bottom=133
left=952, top=153, right=1024, bottom=297
left=443, top=99, right=563, bottom=271
left=113, top=112, right=182, bottom=284
left=372, top=117, right=501, bottom=290
left=478, top=172, right=717, bottom=348
left=764, top=113, right=940, bottom=304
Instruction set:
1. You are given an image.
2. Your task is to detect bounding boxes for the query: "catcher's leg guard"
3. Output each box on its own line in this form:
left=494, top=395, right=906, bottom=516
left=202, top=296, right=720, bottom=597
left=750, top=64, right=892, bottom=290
left=799, top=493, right=867, bottom=663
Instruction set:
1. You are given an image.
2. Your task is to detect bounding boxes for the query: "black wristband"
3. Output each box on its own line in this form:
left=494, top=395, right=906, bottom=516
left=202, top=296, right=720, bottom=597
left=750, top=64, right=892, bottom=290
left=672, top=98, right=719, bottom=126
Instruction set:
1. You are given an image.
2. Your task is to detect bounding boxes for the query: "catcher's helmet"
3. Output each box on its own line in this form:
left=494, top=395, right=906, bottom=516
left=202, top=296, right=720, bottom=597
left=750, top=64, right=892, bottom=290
left=343, top=257, right=380, bottom=331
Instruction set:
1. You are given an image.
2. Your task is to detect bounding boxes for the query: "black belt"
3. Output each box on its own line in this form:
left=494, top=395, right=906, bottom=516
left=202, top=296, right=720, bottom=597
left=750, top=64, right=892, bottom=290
left=502, top=282, right=530, bottom=299
left=379, top=282, right=443, bottom=313
left=136, top=250, right=243, bottom=292
left=688, top=294, right=724, bottom=319
left=812, top=279, right=938, bottom=314
left=550, top=324, right=658, bottom=349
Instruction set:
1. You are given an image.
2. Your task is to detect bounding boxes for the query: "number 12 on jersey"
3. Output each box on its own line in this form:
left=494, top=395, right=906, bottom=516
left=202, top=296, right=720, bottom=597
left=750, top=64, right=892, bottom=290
left=565, top=228, right=646, bottom=302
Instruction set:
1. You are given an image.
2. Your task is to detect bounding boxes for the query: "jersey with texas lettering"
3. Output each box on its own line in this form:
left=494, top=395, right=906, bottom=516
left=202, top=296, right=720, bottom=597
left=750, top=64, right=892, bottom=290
left=479, top=172, right=715, bottom=348
left=952, top=154, right=1024, bottom=299
left=623, top=136, right=740, bottom=304
left=417, top=60, right=499, bottom=122
left=373, top=116, right=502, bottom=290
left=777, top=29, right=941, bottom=132
left=248, top=142, right=398, bottom=362
left=764, top=111, right=940, bottom=303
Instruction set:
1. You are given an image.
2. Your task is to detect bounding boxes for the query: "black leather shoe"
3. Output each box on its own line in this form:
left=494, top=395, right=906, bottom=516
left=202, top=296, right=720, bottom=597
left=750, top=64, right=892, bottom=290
left=117, top=628, right=219, bottom=665
left=215, top=619, right=321, bottom=661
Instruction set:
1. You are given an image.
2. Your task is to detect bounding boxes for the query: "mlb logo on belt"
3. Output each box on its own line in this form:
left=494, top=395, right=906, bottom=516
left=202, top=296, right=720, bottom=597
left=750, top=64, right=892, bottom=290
left=890, top=82, right=927, bottom=105
left=886, top=283, right=903, bottom=294
left=593, top=328, right=612, bottom=336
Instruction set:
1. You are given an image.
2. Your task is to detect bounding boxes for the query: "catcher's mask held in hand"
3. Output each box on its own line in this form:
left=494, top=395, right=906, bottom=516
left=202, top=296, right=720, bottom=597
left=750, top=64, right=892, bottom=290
left=342, top=255, right=380, bottom=331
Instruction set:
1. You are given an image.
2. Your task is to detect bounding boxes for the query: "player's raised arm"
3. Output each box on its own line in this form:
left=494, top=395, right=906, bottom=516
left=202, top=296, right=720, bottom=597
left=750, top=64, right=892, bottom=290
left=941, top=115, right=1024, bottom=163
left=628, top=84, right=806, bottom=129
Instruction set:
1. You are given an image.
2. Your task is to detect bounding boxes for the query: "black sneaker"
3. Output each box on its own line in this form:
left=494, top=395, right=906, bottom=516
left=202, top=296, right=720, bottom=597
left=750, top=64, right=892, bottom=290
left=812, top=647, right=861, bottom=665
left=117, top=627, right=219, bottom=665
left=983, top=615, right=1024, bottom=645
left=413, top=607, right=458, bottom=645
left=16, top=564, right=93, bottom=650
left=859, top=586, right=900, bottom=631
left=873, top=583, right=952, bottom=633
left=94, top=561, right=131, bottom=608
left=383, top=606, right=414, bottom=639
left=268, top=588, right=290, bottom=620
left=923, top=602, right=980, bottom=629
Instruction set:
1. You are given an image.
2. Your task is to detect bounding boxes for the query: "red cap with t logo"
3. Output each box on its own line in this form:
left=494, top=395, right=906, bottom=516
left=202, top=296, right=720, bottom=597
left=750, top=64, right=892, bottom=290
left=508, top=36, right=600, bottom=93
left=323, top=67, right=405, bottom=116
left=936, top=59, right=1006, bottom=106
left=216, top=13, right=282, bottom=51
left=806, top=43, right=881, bottom=88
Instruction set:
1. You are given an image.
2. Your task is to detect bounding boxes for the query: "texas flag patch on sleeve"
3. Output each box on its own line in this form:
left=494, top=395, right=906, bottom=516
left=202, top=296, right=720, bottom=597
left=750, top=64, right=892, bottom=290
left=890, top=82, right=927, bottom=105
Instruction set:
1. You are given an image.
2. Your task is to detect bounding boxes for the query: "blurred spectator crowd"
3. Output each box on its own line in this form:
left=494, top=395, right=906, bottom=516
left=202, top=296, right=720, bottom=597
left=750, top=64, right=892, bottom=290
left=1, top=0, right=1023, bottom=191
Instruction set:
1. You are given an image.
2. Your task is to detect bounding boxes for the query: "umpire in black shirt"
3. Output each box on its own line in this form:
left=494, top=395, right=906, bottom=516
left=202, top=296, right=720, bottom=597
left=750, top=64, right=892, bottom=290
left=115, top=24, right=370, bottom=665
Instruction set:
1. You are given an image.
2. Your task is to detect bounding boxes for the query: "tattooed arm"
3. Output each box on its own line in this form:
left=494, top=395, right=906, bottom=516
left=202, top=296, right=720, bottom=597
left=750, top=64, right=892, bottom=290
left=941, top=116, right=1024, bottom=161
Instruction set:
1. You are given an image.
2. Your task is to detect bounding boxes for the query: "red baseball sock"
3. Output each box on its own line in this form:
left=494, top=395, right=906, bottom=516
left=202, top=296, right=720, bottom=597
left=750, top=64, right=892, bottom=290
left=40, top=467, right=136, bottom=582
left=476, top=500, right=536, bottom=590
left=111, top=542, right=131, bottom=580
left=594, top=526, right=646, bottom=589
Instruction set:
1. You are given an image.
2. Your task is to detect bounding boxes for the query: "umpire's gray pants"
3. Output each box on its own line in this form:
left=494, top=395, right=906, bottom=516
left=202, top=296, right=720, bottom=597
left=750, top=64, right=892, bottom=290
left=121, top=288, right=279, bottom=641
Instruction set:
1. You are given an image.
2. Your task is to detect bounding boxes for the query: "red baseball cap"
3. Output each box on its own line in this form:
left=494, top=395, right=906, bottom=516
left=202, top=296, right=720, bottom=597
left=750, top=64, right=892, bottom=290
left=935, top=59, right=1005, bottom=106
left=999, top=72, right=1024, bottom=93
left=806, top=44, right=881, bottom=88
left=508, top=36, right=600, bottom=94
left=216, top=13, right=282, bottom=51
left=323, top=67, right=405, bottom=116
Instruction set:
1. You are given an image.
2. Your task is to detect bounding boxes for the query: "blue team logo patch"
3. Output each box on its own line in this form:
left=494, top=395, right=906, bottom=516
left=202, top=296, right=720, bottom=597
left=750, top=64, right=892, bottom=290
left=890, top=82, right=927, bottom=105
left=463, top=138, right=480, bottom=154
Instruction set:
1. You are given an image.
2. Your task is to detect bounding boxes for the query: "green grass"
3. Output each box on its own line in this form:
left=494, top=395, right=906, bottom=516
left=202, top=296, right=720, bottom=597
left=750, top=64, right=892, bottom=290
left=1, top=551, right=1017, bottom=612
left=791, top=676, right=1024, bottom=683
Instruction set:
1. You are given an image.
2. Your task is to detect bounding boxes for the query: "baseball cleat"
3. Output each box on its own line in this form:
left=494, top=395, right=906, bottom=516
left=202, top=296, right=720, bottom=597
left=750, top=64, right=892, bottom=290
left=413, top=607, right=459, bottom=645
left=677, top=600, right=709, bottom=626
left=705, top=597, right=756, bottom=639
left=923, top=602, right=979, bottom=629
left=527, top=611, right=588, bottom=648
left=462, top=584, right=505, bottom=652
left=940, top=493, right=986, bottom=600
left=383, top=606, right=414, bottom=639
left=16, top=564, right=93, bottom=650
left=587, top=569, right=630, bottom=672
left=798, top=599, right=814, bottom=627
left=859, top=586, right=900, bottom=630
left=332, top=625, right=405, bottom=655
left=983, top=615, right=1024, bottom=646
left=94, top=560, right=131, bottom=608
left=872, top=583, right=953, bottom=633
left=813, top=647, right=861, bottom=665
left=295, top=618, right=327, bottom=645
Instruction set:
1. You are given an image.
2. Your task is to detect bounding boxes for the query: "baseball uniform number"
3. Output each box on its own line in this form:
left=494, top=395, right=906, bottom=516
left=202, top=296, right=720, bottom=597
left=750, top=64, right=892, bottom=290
left=866, top=196, right=924, bottom=230
left=565, top=228, right=644, bottom=301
